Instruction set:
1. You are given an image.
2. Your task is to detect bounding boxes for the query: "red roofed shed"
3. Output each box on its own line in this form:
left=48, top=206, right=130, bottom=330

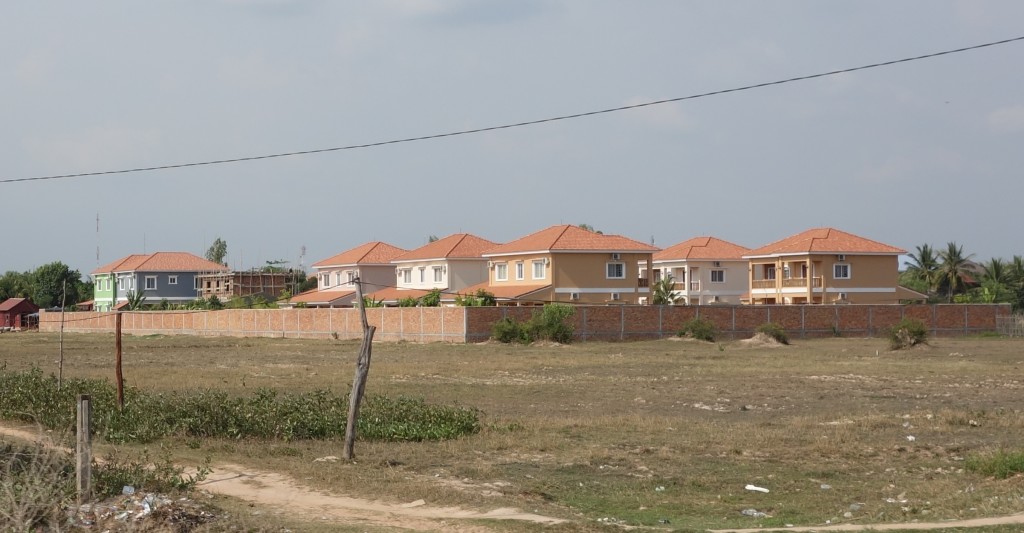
left=0, top=298, right=40, bottom=330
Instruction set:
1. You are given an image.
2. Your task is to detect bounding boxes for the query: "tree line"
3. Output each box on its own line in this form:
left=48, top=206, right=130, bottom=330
left=901, top=242, right=1024, bottom=309
left=0, top=262, right=91, bottom=309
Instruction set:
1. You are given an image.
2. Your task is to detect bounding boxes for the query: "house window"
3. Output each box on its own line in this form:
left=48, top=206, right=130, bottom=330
left=347, top=271, right=356, bottom=285
left=532, top=260, right=545, bottom=280
left=515, top=262, right=525, bottom=280
left=321, top=274, right=330, bottom=288
left=194, top=278, right=201, bottom=290
left=168, top=275, right=178, bottom=285
left=711, top=270, right=725, bottom=283
left=495, top=263, right=508, bottom=281
left=606, top=262, right=625, bottom=279
left=402, top=269, right=412, bottom=283
left=765, top=266, right=776, bottom=280
left=336, top=272, right=343, bottom=286
left=433, top=267, right=443, bottom=282
left=419, top=267, right=425, bottom=283
left=833, top=264, right=851, bottom=279
left=118, top=278, right=125, bottom=291
left=145, top=276, right=157, bottom=290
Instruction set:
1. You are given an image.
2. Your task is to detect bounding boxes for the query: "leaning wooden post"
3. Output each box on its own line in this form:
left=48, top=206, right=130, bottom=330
left=58, top=280, right=66, bottom=390
left=115, top=311, right=124, bottom=410
left=343, top=278, right=376, bottom=460
left=76, top=394, right=92, bottom=503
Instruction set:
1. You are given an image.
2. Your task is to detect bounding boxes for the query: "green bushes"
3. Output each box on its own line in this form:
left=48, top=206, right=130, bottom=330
left=756, top=322, right=790, bottom=344
left=679, top=316, right=717, bottom=342
left=0, top=368, right=480, bottom=444
left=491, top=304, right=575, bottom=344
left=965, top=449, right=1024, bottom=479
left=888, top=318, right=928, bottom=349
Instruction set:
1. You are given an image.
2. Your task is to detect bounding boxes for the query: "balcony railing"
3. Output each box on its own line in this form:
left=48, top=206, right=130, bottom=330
left=638, top=278, right=650, bottom=288
left=752, top=279, right=775, bottom=289
left=755, top=277, right=824, bottom=289
left=690, top=281, right=700, bottom=291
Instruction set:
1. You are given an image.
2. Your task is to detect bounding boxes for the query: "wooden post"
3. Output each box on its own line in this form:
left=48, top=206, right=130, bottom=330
left=115, top=311, right=124, bottom=410
left=58, top=280, right=66, bottom=390
left=343, top=278, right=376, bottom=460
left=76, top=394, right=92, bottom=503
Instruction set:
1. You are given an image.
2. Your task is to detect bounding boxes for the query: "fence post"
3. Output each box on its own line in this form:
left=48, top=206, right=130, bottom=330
left=76, top=394, right=92, bottom=504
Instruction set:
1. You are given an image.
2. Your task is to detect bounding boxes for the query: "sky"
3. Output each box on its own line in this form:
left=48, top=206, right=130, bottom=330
left=2, top=1, right=1023, bottom=278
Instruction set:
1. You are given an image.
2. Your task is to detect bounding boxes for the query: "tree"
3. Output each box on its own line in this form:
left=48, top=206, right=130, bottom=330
left=205, top=238, right=228, bottom=265
left=427, top=235, right=439, bottom=243
left=904, top=244, right=941, bottom=297
left=31, top=262, right=83, bottom=308
left=651, top=273, right=680, bottom=305
left=419, top=288, right=442, bottom=307
left=124, top=290, right=147, bottom=310
left=0, top=271, right=32, bottom=300
left=578, top=224, right=603, bottom=234
left=938, top=242, right=975, bottom=303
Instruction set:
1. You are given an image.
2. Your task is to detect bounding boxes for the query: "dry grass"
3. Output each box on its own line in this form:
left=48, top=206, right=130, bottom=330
left=3, top=332, right=1024, bottom=531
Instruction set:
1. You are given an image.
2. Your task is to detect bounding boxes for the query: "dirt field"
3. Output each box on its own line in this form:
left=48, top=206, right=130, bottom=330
left=2, top=331, right=1024, bottom=532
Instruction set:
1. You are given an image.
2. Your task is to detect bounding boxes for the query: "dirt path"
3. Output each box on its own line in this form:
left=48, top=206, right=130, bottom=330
left=0, top=424, right=564, bottom=531
left=6, top=423, right=1024, bottom=532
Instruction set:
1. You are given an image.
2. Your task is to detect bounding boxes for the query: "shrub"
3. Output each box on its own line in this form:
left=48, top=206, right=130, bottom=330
left=756, top=322, right=789, bottom=344
left=888, top=318, right=928, bottom=350
left=679, top=316, right=717, bottom=342
left=492, top=317, right=531, bottom=344
left=419, top=289, right=442, bottom=307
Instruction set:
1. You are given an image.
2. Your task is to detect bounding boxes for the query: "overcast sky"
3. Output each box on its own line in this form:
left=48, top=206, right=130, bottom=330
left=2, top=1, right=1022, bottom=277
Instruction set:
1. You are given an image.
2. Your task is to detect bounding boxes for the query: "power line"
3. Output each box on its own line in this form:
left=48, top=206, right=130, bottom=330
left=3, top=34, right=1023, bottom=185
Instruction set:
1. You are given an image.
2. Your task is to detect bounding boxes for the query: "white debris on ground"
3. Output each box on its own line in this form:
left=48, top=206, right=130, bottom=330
left=65, top=490, right=218, bottom=530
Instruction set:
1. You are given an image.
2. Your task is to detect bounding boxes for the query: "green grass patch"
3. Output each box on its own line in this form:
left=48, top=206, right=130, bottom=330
left=0, top=367, right=480, bottom=444
left=965, top=449, right=1024, bottom=479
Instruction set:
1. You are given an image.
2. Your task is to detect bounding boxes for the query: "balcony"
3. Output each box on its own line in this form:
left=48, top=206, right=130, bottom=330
left=752, top=279, right=775, bottom=289
left=638, top=278, right=650, bottom=288
left=782, top=277, right=823, bottom=288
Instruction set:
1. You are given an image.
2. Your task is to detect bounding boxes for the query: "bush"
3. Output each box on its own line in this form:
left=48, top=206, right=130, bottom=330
left=756, top=322, right=789, bottom=344
left=491, top=304, right=576, bottom=344
left=679, top=316, right=717, bottom=342
left=888, top=318, right=928, bottom=349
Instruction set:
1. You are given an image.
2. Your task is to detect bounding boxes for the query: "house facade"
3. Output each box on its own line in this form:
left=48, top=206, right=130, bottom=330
left=480, top=225, right=657, bottom=305
left=0, top=298, right=39, bottom=330
left=370, top=233, right=498, bottom=305
left=650, top=237, right=751, bottom=305
left=744, top=227, right=907, bottom=305
left=91, top=252, right=229, bottom=311
left=284, top=241, right=406, bottom=308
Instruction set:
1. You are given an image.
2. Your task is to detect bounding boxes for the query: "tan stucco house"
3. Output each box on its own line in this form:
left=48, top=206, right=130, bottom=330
left=744, top=227, right=909, bottom=304
left=480, top=225, right=658, bottom=305
left=285, top=241, right=406, bottom=308
left=649, top=236, right=751, bottom=305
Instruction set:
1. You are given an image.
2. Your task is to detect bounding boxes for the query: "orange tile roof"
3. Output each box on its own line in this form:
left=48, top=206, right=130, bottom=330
left=287, top=288, right=355, bottom=305
left=483, top=225, right=658, bottom=256
left=364, top=287, right=441, bottom=302
left=392, top=233, right=499, bottom=262
left=313, top=242, right=407, bottom=268
left=92, top=252, right=229, bottom=274
left=460, top=281, right=551, bottom=300
left=745, top=228, right=906, bottom=257
left=654, top=236, right=750, bottom=261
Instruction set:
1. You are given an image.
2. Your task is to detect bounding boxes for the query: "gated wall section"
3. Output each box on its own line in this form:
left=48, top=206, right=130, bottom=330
left=40, top=304, right=1010, bottom=343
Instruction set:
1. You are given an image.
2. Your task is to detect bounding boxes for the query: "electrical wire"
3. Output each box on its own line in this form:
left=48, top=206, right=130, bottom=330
left=3, top=35, right=1022, bottom=185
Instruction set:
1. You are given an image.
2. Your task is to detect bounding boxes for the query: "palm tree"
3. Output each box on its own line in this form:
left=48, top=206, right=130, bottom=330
left=904, top=244, right=940, bottom=297
left=938, top=242, right=974, bottom=303
left=651, top=273, right=680, bottom=305
left=980, top=258, right=1011, bottom=303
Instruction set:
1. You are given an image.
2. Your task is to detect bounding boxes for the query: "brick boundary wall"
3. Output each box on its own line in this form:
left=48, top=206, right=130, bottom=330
left=40, top=304, right=1009, bottom=343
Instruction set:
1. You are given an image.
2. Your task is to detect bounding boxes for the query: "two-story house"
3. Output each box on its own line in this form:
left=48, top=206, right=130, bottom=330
left=744, top=227, right=908, bottom=304
left=92, top=252, right=229, bottom=311
left=479, top=225, right=658, bottom=305
left=650, top=236, right=751, bottom=305
left=367, top=233, right=498, bottom=305
left=285, top=241, right=406, bottom=308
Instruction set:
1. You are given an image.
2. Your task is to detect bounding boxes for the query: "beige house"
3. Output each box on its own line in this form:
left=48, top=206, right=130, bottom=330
left=650, top=237, right=751, bottom=305
left=368, top=233, right=498, bottom=305
left=480, top=225, right=658, bottom=305
left=285, top=241, right=406, bottom=308
left=744, top=227, right=909, bottom=304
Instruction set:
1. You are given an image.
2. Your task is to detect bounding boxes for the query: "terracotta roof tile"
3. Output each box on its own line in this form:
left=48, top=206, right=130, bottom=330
left=392, top=234, right=498, bottom=262
left=364, top=287, right=441, bottom=302
left=287, top=288, right=355, bottom=305
left=313, top=242, right=407, bottom=268
left=0, top=298, right=36, bottom=312
left=460, top=282, right=550, bottom=300
left=92, top=252, right=228, bottom=274
left=745, top=228, right=906, bottom=257
left=654, top=236, right=750, bottom=261
left=483, top=225, right=657, bottom=256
